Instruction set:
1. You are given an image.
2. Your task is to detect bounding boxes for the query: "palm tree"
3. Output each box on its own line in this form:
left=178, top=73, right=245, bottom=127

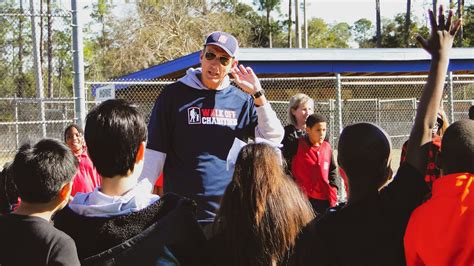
left=257, top=0, right=281, bottom=48
left=404, top=0, right=411, bottom=47
left=457, top=0, right=464, bottom=46
left=376, top=0, right=381, bottom=47
left=47, top=0, right=53, bottom=97
left=288, top=0, right=292, bottom=48
left=304, top=0, right=308, bottom=48
left=295, top=0, right=302, bottom=48
left=16, top=0, right=25, bottom=97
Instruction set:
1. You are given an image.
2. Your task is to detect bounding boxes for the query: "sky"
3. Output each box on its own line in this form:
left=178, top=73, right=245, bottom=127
left=243, top=0, right=458, bottom=25
left=303, top=0, right=462, bottom=25
left=56, top=0, right=465, bottom=27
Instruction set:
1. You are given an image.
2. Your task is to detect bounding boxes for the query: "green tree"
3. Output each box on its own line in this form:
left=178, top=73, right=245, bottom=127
left=82, top=0, right=274, bottom=80
left=307, top=18, right=351, bottom=48
left=352, top=18, right=375, bottom=48
left=83, top=0, right=115, bottom=81
left=404, top=0, right=412, bottom=47
left=375, top=0, right=381, bottom=47
left=459, top=4, right=473, bottom=47
left=379, top=13, right=428, bottom=48
left=255, top=0, right=281, bottom=48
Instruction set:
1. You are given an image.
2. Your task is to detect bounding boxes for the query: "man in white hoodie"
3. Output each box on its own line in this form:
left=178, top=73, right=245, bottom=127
left=142, top=31, right=284, bottom=221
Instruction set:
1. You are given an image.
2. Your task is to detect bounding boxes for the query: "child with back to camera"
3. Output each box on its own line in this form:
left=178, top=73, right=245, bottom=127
left=0, top=139, right=80, bottom=265
left=209, top=143, right=315, bottom=266
left=293, top=6, right=461, bottom=265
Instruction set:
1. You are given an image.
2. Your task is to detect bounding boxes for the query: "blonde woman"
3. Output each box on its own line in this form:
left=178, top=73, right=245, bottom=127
left=281, top=93, right=314, bottom=173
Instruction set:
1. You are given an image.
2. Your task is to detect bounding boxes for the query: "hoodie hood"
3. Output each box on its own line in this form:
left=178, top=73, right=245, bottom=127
left=178, top=67, right=230, bottom=90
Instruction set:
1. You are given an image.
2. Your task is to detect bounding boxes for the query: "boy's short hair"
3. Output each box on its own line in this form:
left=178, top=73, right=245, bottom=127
left=85, top=99, right=147, bottom=178
left=469, top=105, right=474, bottom=120
left=10, top=139, right=78, bottom=203
left=441, top=120, right=474, bottom=174
left=338, top=123, right=391, bottom=180
left=306, top=113, right=327, bottom=128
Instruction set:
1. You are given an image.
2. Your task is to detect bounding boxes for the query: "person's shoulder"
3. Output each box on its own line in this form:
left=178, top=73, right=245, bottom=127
left=393, top=162, right=423, bottom=179
left=49, top=223, right=76, bottom=242
left=322, top=141, right=333, bottom=150
left=284, top=124, right=295, bottom=131
left=299, top=205, right=344, bottom=239
left=284, top=124, right=297, bottom=135
left=298, top=207, right=345, bottom=244
left=162, top=81, right=192, bottom=94
left=225, top=85, right=251, bottom=101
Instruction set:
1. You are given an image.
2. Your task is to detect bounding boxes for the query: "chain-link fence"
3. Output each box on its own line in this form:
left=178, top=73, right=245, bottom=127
left=0, top=5, right=74, bottom=167
left=1, top=74, right=473, bottom=169
left=83, top=73, right=473, bottom=171
left=0, top=8, right=73, bottom=99
left=87, top=73, right=474, bottom=143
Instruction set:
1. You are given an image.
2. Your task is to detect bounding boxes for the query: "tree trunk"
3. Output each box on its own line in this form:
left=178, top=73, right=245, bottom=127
left=17, top=0, right=24, bottom=97
left=433, top=0, right=437, bottom=18
left=267, top=10, right=272, bottom=48
left=295, top=0, right=302, bottom=48
left=457, top=0, right=464, bottom=46
left=376, top=0, right=381, bottom=47
left=39, top=0, right=44, bottom=67
left=404, top=0, right=411, bottom=47
left=47, top=0, right=53, bottom=98
left=304, top=0, right=307, bottom=48
left=288, top=0, right=292, bottom=48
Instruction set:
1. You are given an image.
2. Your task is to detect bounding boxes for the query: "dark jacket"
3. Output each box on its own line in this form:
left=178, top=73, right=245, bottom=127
left=281, top=125, right=305, bottom=175
left=53, top=193, right=208, bottom=266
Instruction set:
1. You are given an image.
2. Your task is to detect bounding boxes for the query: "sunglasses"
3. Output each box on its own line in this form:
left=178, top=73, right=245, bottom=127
left=204, top=52, right=232, bottom=66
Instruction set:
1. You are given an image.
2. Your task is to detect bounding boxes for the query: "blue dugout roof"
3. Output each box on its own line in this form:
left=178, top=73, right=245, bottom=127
left=115, top=48, right=474, bottom=80
left=92, top=48, right=473, bottom=96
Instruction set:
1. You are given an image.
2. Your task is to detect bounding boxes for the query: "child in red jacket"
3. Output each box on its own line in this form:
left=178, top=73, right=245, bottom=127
left=291, top=113, right=338, bottom=215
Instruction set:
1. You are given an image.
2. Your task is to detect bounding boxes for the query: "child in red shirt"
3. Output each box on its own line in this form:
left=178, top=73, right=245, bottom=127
left=64, top=124, right=101, bottom=196
left=291, top=113, right=338, bottom=215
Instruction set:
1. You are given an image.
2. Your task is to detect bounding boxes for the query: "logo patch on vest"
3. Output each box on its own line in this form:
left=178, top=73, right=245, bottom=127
left=188, top=107, right=201, bottom=124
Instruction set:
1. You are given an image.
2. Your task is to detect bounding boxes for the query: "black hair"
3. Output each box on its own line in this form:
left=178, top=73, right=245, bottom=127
left=84, top=99, right=147, bottom=178
left=441, top=120, right=474, bottom=174
left=10, top=139, right=78, bottom=203
left=469, top=105, right=474, bottom=120
left=338, top=123, right=391, bottom=185
left=306, top=113, right=327, bottom=128
left=0, top=162, right=19, bottom=214
left=64, top=124, right=83, bottom=142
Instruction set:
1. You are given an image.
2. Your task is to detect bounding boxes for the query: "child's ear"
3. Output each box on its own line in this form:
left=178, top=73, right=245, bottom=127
left=135, top=141, right=146, bottom=164
left=59, top=181, right=72, bottom=202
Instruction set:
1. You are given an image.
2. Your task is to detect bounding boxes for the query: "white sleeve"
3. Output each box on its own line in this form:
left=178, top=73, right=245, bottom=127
left=139, top=148, right=166, bottom=188
left=254, top=103, right=285, bottom=144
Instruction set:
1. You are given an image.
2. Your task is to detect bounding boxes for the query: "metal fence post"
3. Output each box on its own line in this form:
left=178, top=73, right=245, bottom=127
left=335, top=73, right=343, bottom=136
left=71, top=0, right=87, bottom=129
left=30, top=0, right=46, bottom=137
left=14, top=96, right=19, bottom=150
left=447, top=71, right=455, bottom=123
left=376, top=98, right=380, bottom=125
left=329, top=99, right=335, bottom=147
